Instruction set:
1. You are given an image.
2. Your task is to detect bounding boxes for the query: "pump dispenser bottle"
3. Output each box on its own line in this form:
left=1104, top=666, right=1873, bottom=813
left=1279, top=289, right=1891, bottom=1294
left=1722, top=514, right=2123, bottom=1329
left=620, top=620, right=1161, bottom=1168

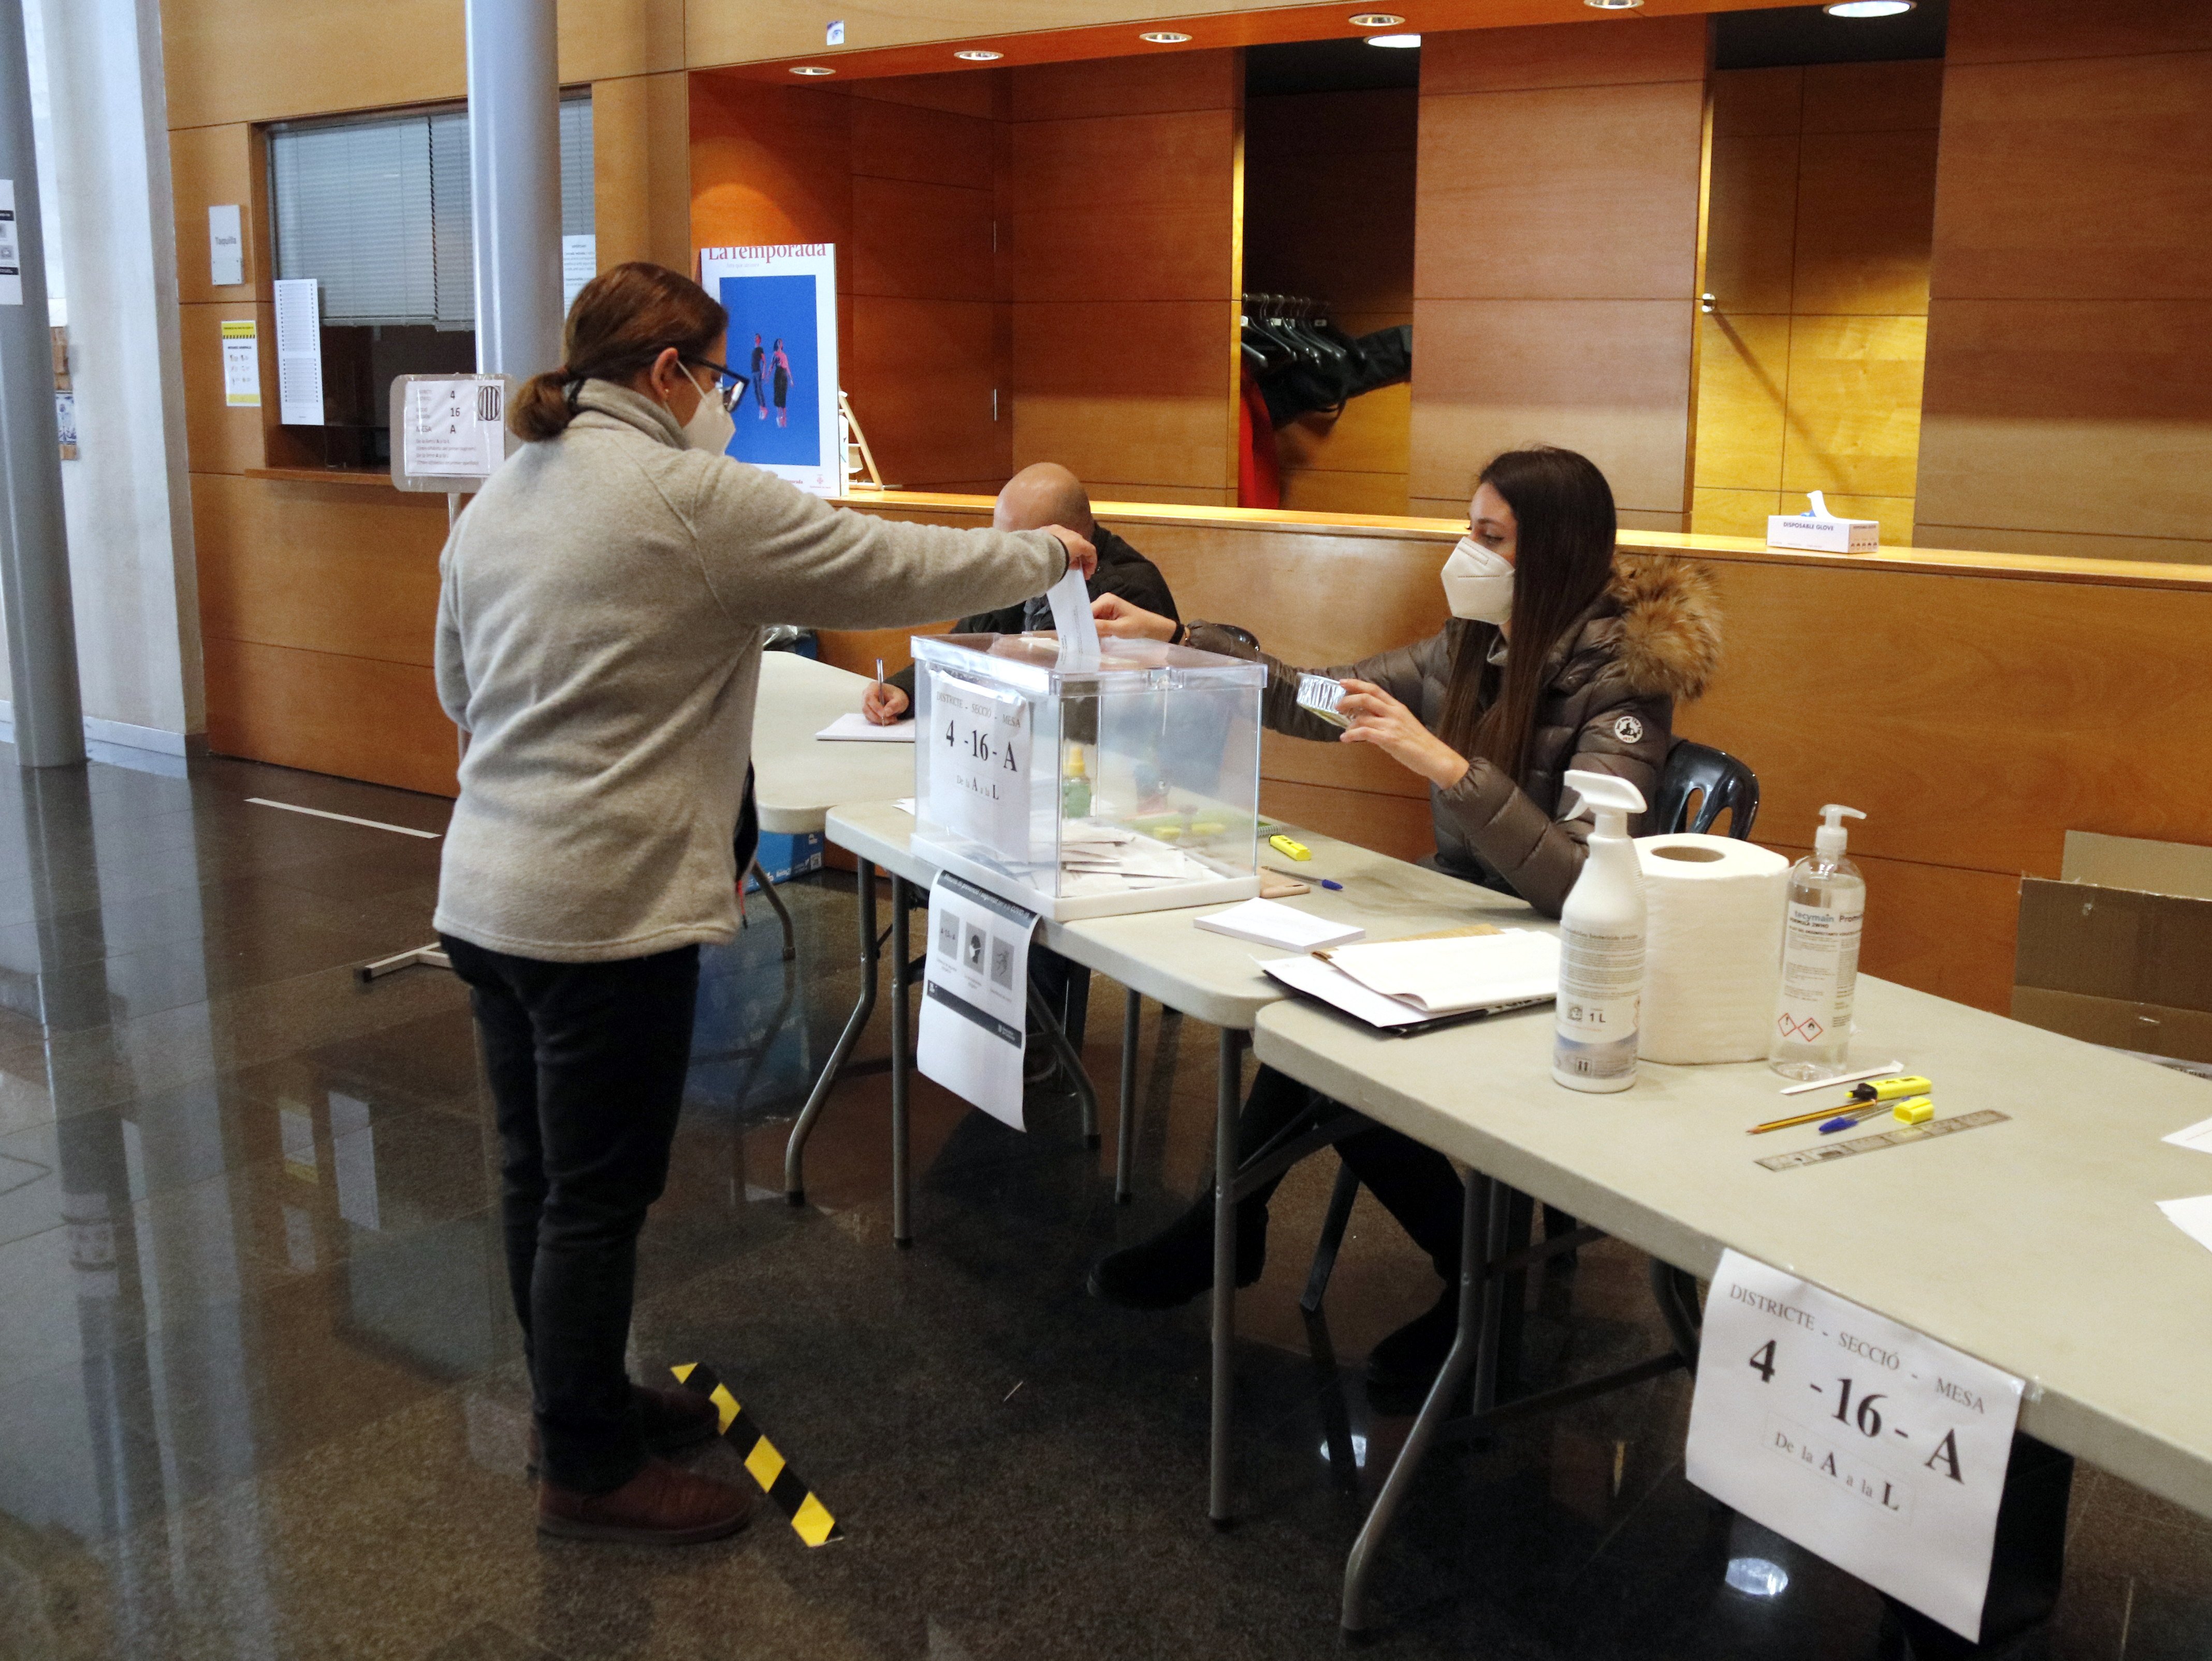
left=1769, top=805, right=1867, bottom=1080
left=1552, top=770, right=1649, bottom=1093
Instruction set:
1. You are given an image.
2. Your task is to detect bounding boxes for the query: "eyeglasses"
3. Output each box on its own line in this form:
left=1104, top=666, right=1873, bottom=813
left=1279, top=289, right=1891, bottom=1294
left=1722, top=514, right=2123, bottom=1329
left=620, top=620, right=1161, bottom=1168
left=685, top=358, right=750, bottom=413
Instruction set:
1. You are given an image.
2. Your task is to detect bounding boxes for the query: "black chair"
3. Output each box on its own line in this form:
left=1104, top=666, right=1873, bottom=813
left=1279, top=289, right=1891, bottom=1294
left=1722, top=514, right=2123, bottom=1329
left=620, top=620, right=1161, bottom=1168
left=1297, top=741, right=1764, bottom=1326
left=1650, top=739, right=1760, bottom=840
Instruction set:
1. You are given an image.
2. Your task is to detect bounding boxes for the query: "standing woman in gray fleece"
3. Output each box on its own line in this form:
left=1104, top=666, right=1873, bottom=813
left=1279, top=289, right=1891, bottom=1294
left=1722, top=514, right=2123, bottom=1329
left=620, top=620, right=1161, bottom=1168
left=432, top=263, right=1094, bottom=1547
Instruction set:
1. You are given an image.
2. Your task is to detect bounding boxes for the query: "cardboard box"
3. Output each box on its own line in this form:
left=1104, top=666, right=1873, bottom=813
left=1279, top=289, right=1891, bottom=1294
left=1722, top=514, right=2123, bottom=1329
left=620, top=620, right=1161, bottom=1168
left=1766, top=490, right=1878, bottom=554
left=744, top=829, right=823, bottom=893
left=2011, top=832, right=2212, bottom=1065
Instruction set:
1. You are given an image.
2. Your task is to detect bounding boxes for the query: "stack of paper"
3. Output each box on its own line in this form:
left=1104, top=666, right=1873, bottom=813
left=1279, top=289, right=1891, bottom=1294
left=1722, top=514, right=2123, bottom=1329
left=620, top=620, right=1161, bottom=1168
left=1262, top=928, right=1559, bottom=1030
left=816, top=712, right=915, bottom=742
left=1196, top=898, right=1364, bottom=951
left=1055, top=823, right=1211, bottom=891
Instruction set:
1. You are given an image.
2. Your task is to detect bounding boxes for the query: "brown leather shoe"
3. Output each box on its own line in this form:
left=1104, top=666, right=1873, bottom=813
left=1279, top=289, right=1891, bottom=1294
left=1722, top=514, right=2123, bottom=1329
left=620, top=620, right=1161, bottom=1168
left=527, top=1384, right=721, bottom=1473
left=537, top=1457, right=755, bottom=1546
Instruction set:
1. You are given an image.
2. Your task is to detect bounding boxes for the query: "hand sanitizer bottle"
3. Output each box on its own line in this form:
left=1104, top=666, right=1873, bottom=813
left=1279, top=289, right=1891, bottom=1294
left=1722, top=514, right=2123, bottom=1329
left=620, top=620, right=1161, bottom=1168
left=1553, top=770, right=1648, bottom=1093
left=1770, top=805, right=1867, bottom=1080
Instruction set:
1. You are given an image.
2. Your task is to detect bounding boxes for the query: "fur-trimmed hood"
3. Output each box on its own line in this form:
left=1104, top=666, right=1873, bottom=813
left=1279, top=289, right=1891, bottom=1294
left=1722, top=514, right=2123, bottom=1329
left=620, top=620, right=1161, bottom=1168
left=1569, top=552, right=1723, bottom=703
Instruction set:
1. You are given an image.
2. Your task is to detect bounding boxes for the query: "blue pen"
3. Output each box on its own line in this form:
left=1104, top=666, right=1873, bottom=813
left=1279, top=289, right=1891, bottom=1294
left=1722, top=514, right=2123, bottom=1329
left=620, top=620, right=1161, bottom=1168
left=1317, top=877, right=1344, bottom=891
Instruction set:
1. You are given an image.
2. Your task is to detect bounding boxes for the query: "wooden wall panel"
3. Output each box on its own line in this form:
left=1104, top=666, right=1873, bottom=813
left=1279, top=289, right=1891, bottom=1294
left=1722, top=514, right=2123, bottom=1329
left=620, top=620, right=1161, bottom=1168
left=1244, top=89, right=1416, bottom=514
left=203, top=638, right=457, bottom=799
left=1408, top=299, right=1698, bottom=519
left=190, top=476, right=448, bottom=667
left=593, top=71, right=692, bottom=274
left=1916, top=0, right=2212, bottom=562
left=1006, top=51, right=1239, bottom=502
left=159, top=0, right=681, bottom=129
left=169, top=123, right=265, bottom=306
left=1411, top=19, right=1708, bottom=529
left=850, top=298, right=1001, bottom=483
left=1693, top=62, right=1937, bottom=547
left=1260, top=781, right=1436, bottom=867
left=178, top=302, right=275, bottom=476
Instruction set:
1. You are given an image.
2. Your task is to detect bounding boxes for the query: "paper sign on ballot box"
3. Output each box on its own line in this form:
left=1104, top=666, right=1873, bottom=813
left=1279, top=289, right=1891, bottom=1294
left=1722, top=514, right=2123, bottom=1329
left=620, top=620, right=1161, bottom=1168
left=917, top=874, right=1038, bottom=1131
left=1686, top=1249, right=2024, bottom=1641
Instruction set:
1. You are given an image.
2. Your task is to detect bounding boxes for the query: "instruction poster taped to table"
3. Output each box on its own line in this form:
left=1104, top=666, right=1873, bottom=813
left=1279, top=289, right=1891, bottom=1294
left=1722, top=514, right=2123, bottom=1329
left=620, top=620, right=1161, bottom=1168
left=917, top=873, right=1037, bottom=1131
left=1685, top=1249, right=2024, bottom=1640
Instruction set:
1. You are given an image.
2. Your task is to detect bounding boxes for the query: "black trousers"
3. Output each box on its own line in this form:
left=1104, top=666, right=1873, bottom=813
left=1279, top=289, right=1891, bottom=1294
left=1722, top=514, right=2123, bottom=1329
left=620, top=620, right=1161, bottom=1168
left=443, top=934, right=701, bottom=1494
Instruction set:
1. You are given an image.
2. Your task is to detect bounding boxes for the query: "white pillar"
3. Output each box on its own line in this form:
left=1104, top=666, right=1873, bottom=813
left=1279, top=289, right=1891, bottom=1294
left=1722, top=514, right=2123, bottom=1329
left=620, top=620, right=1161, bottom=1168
left=0, top=0, right=85, bottom=767
left=466, top=0, right=563, bottom=381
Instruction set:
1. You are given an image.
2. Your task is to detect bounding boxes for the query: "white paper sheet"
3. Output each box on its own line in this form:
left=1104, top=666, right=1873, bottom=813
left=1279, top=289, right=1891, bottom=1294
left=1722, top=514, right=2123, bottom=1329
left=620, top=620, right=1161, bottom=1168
left=272, top=278, right=324, bottom=425
left=1195, top=898, right=1363, bottom=951
left=1260, top=953, right=1462, bottom=1029
left=2157, top=1194, right=2212, bottom=1255
left=2161, top=1115, right=2212, bottom=1155
left=1319, top=930, right=1561, bottom=1015
left=917, top=873, right=1039, bottom=1131
left=403, top=378, right=506, bottom=479
left=208, top=203, right=244, bottom=286
left=816, top=712, right=915, bottom=743
left=1686, top=1249, right=2025, bottom=1642
left=1044, top=565, right=1100, bottom=660
left=221, top=321, right=260, bottom=408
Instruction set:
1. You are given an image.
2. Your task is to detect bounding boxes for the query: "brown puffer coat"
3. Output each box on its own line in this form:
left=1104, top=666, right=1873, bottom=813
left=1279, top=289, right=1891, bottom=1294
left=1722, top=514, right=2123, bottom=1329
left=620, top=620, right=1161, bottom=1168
left=1187, top=554, right=1722, bottom=918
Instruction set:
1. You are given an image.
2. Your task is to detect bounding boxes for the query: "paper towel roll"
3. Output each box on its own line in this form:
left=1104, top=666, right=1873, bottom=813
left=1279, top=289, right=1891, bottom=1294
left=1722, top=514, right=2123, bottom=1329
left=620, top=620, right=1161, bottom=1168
left=1635, top=833, right=1789, bottom=1064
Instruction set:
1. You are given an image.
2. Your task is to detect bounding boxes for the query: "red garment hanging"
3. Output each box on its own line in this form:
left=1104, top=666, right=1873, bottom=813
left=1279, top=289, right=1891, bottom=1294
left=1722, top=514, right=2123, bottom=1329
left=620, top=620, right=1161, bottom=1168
left=1238, top=365, right=1282, bottom=510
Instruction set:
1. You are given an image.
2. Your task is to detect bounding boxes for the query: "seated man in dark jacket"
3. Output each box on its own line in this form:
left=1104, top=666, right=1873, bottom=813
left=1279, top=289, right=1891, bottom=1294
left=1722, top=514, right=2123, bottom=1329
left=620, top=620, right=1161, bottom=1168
left=861, top=462, right=1178, bottom=724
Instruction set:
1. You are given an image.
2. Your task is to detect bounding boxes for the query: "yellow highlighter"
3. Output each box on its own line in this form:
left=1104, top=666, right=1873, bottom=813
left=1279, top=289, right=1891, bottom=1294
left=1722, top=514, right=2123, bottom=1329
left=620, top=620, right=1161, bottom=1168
left=1269, top=833, right=1311, bottom=862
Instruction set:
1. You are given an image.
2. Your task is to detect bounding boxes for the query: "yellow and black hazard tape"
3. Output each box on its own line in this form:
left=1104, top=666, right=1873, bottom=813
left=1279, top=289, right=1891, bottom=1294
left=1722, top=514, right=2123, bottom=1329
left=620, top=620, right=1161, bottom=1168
left=672, top=1363, right=842, bottom=1547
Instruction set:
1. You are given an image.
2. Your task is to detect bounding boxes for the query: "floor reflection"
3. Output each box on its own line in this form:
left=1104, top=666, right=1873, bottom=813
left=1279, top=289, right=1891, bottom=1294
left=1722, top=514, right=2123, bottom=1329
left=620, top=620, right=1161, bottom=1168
left=0, top=747, right=2204, bottom=1660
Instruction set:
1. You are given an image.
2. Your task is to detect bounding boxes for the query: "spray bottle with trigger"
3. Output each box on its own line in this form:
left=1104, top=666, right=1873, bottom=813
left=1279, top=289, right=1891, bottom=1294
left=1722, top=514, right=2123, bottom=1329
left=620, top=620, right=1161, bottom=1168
left=1552, top=770, right=1649, bottom=1093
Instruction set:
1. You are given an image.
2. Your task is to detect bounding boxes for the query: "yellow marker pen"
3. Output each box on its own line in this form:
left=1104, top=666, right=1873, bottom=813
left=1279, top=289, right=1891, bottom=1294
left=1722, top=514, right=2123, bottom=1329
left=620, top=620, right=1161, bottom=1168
left=1269, top=833, right=1311, bottom=862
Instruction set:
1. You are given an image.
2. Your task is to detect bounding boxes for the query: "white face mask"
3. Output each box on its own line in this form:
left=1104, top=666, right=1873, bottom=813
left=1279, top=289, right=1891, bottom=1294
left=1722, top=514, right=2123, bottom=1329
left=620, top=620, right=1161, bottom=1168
left=1441, top=536, right=1515, bottom=624
left=677, top=365, right=735, bottom=455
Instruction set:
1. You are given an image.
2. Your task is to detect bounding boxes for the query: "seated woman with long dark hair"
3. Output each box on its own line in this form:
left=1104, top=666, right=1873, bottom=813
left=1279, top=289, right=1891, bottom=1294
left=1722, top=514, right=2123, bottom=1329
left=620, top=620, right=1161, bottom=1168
left=1085, top=445, right=1721, bottom=1394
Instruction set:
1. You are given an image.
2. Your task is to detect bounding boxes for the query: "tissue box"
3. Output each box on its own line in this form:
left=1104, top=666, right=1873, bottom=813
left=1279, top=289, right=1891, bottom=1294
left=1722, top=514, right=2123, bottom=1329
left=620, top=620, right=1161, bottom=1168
left=910, top=631, right=1264, bottom=920
left=1766, top=496, right=1879, bottom=554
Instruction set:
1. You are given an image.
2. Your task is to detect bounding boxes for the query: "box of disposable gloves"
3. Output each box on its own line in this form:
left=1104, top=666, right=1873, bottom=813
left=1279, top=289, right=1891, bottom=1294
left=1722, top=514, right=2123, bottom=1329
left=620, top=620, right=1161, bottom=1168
left=1766, top=490, right=1879, bottom=554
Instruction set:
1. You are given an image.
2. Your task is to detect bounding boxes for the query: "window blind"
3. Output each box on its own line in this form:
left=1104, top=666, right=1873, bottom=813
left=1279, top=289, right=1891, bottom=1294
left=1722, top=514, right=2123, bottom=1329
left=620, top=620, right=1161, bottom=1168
left=272, top=96, right=593, bottom=332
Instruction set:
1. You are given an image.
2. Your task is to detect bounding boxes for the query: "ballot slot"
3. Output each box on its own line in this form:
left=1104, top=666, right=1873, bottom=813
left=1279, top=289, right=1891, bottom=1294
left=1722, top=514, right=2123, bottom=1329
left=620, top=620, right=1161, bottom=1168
left=910, top=632, right=1265, bottom=921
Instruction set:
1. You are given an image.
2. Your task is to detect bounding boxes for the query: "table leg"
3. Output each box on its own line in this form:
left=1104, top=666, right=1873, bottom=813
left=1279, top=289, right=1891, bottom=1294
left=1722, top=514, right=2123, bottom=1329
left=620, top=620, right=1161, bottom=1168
left=891, top=875, right=913, bottom=1247
left=1474, top=1176, right=1512, bottom=1415
left=1342, top=1170, right=1494, bottom=1636
left=1209, top=1026, right=1240, bottom=1527
left=784, top=859, right=880, bottom=1206
left=746, top=854, right=797, bottom=961
left=1114, top=988, right=1140, bottom=1205
left=1025, top=980, right=1100, bottom=1147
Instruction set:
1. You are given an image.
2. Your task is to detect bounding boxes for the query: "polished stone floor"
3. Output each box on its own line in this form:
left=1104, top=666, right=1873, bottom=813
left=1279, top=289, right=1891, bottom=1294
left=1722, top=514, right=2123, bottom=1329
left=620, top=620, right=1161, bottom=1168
left=1, top=748, right=2207, bottom=1661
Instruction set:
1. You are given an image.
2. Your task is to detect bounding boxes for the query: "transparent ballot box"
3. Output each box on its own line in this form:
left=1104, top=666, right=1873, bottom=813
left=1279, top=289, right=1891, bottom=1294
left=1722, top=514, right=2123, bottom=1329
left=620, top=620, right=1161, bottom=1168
left=910, top=633, right=1265, bottom=920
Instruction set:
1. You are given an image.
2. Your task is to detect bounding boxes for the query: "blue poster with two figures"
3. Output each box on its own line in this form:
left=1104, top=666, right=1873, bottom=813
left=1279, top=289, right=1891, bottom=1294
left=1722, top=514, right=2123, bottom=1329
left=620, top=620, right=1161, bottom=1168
left=698, top=245, right=841, bottom=495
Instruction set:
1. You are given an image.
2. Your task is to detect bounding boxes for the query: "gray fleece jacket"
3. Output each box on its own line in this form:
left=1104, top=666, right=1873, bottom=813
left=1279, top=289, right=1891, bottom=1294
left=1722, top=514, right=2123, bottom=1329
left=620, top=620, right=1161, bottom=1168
left=433, top=382, right=1066, bottom=962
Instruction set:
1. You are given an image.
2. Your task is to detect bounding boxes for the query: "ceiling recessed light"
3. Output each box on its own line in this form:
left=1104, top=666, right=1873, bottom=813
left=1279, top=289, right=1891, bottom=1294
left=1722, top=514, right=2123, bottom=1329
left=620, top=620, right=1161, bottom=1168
left=1824, top=0, right=1914, bottom=12
left=1366, top=32, right=1421, bottom=47
left=1139, top=31, right=1192, bottom=44
left=1584, top=0, right=1645, bottom=9
left=789, top=65, right=835, bottom=76
left=1348, top=11, right=1405, bottom=23
left=954, top=48, right=1002, bottom=60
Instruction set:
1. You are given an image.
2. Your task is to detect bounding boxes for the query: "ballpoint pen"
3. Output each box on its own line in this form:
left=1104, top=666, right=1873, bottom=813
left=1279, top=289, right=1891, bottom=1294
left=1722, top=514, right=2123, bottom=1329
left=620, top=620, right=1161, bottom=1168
left=1750, top=1075, right=1933, bottom=1135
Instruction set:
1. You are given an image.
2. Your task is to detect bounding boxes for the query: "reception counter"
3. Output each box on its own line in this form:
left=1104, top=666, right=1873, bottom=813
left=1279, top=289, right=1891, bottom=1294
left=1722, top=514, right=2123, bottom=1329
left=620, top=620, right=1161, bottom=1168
left=826, top=492, right=2212, bottom=1014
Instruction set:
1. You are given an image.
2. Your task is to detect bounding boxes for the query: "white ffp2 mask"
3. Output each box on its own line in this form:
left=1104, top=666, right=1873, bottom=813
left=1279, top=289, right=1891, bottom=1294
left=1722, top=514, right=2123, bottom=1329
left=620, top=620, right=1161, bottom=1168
left=678, top=366, right=736, bottom=455
left=1441, top=536, right=1514, bottom=624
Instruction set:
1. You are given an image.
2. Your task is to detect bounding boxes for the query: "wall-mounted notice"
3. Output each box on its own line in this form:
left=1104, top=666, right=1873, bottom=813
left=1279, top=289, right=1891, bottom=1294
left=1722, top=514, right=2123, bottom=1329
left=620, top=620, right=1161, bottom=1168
left=697, top=243, right=842, bottom=496
left=402, top=377, right=506, bottom=480
left=272, top=277, right=324, bottom=425
left=1685, top=1249, right=2024, bottom=1642
left=562, top=234, right=595, bottom=313
left=208, top=204, right=244, bottom=287
left=221, top=319, right=260, bottom=407
left=0, top=181, right=21, bottom=306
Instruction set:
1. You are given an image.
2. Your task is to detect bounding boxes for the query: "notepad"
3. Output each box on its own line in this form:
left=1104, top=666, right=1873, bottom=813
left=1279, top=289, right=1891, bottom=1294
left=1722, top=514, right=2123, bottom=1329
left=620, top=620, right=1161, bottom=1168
left=1194, top=898, right=1364, bottom=951
left=1315, top=929, right=1560, bottom=1016
left=817, top=712, right=916, bottom=742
